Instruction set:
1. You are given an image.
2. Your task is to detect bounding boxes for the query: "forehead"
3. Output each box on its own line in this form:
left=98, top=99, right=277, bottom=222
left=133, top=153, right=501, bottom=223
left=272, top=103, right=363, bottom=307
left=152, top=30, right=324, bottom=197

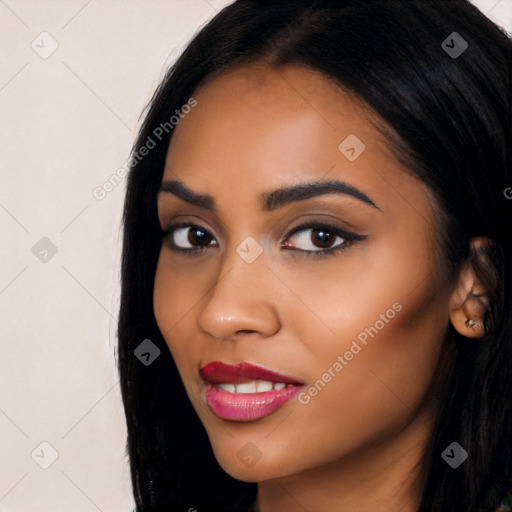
left=167, top=65, right=385, bottom=152
left=167, top=67, right=386, bottom=171
left=162, top=65, right=434, bottom=224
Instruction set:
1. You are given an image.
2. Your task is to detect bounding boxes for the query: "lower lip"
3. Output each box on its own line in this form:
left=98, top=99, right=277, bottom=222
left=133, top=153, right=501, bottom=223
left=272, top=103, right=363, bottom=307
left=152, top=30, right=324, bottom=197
left=204, top=383, right=302, bottom=421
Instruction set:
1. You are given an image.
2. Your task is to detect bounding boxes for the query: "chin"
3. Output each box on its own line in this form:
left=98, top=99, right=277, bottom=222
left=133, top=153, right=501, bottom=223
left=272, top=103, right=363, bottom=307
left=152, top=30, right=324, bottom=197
left=211, top=443, right=290, bottom=483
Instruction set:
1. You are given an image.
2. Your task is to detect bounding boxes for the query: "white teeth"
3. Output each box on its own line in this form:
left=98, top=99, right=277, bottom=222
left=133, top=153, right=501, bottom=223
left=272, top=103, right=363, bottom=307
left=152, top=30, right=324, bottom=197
left=235, top=381, right=257, bottom=394
left=218, top=383, right=236, bottom=393
left=256, top=381, right=273, bottom=392
left=215, top=380, right=289, bottom=393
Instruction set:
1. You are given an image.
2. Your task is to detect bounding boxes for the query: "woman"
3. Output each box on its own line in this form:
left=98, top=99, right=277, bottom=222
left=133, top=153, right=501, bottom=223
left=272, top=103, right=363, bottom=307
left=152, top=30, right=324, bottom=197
left=117, top=1, right=512, bottom=510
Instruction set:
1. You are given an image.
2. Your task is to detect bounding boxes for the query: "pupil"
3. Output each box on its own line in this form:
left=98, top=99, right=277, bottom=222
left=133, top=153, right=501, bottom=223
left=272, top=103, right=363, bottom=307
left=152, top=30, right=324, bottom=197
left=313, top=229, right=333, bottom=248
left=189, top=228, right=211, bottom=246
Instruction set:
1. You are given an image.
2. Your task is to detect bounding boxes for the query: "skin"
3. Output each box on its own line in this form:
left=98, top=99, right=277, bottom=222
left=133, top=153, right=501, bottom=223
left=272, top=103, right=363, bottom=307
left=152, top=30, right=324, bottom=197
left=153, top=65, right=488, bottom=511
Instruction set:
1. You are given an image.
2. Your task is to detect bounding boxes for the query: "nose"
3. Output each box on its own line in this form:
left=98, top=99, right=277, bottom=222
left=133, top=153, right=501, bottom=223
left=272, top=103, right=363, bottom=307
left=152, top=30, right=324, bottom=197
left=197, top=248, right=282, bottom=341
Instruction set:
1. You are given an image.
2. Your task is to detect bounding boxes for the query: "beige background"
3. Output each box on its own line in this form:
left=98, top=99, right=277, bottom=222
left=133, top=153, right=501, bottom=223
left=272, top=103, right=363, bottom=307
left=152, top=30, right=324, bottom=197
left=0, top=1, right=510, bottom=511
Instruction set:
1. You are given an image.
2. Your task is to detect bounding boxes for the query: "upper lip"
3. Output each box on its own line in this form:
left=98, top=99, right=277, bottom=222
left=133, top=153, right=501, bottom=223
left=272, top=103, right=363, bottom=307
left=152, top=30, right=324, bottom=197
left=200, top=361, right=304, bottom=385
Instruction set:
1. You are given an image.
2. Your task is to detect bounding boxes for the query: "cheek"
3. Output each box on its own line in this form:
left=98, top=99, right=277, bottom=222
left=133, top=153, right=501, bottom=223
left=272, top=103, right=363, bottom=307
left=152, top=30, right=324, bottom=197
left=153, top=257, right=176, bottom=338
left=153, top=256, right=207, bottom=406
left=153, top=255, right=201, bottom=357
left=274, top=239, right=447, bottom=440
left=295, top=323, right=444, bottom=480
left=256, top=284, right=447, bottom=479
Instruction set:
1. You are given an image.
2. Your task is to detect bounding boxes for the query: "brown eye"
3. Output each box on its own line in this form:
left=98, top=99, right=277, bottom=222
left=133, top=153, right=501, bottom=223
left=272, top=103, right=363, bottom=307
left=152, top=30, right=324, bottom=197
left=188, top=227, right=214, bottom=246
left=286, top=226, right=345, bottom=252
left=311, top=228, right=336, bottom=248
left=168, top=225, right=217, bottom=249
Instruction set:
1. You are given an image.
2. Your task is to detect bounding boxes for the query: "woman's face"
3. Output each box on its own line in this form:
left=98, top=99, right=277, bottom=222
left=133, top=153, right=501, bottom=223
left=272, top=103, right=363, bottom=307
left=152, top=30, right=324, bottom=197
left=153, top=65, right=453, bottom=483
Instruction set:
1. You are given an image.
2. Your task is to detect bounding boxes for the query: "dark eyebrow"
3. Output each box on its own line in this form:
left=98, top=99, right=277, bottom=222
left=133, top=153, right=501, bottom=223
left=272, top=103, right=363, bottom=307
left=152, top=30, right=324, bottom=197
left=261, top=180, right=380, bottom=211
left=158, top=180, right=216, bottom=211
left=158, top=179, right=380, bottom=212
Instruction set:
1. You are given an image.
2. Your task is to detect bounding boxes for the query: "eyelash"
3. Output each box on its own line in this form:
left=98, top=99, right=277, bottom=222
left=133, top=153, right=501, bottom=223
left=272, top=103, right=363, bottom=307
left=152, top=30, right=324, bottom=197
left=161, top=221, right=365, bottom=259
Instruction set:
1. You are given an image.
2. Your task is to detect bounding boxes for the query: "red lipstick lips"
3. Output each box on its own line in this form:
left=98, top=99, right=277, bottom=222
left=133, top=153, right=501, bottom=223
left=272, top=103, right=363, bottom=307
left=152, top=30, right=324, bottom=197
left=200, top=362, right=304, bottom=422
left=200, top=361, right=302, bottom=385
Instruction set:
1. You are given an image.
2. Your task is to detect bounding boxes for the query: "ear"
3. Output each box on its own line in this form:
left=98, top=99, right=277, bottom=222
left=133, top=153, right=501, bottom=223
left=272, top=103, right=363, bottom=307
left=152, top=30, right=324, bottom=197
left=448, top=237, right=492, bottom=338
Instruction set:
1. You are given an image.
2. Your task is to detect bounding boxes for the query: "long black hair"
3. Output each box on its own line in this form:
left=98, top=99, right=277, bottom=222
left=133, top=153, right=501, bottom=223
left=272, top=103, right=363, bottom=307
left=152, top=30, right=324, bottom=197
left=117, top=1, right=512, bottom=510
